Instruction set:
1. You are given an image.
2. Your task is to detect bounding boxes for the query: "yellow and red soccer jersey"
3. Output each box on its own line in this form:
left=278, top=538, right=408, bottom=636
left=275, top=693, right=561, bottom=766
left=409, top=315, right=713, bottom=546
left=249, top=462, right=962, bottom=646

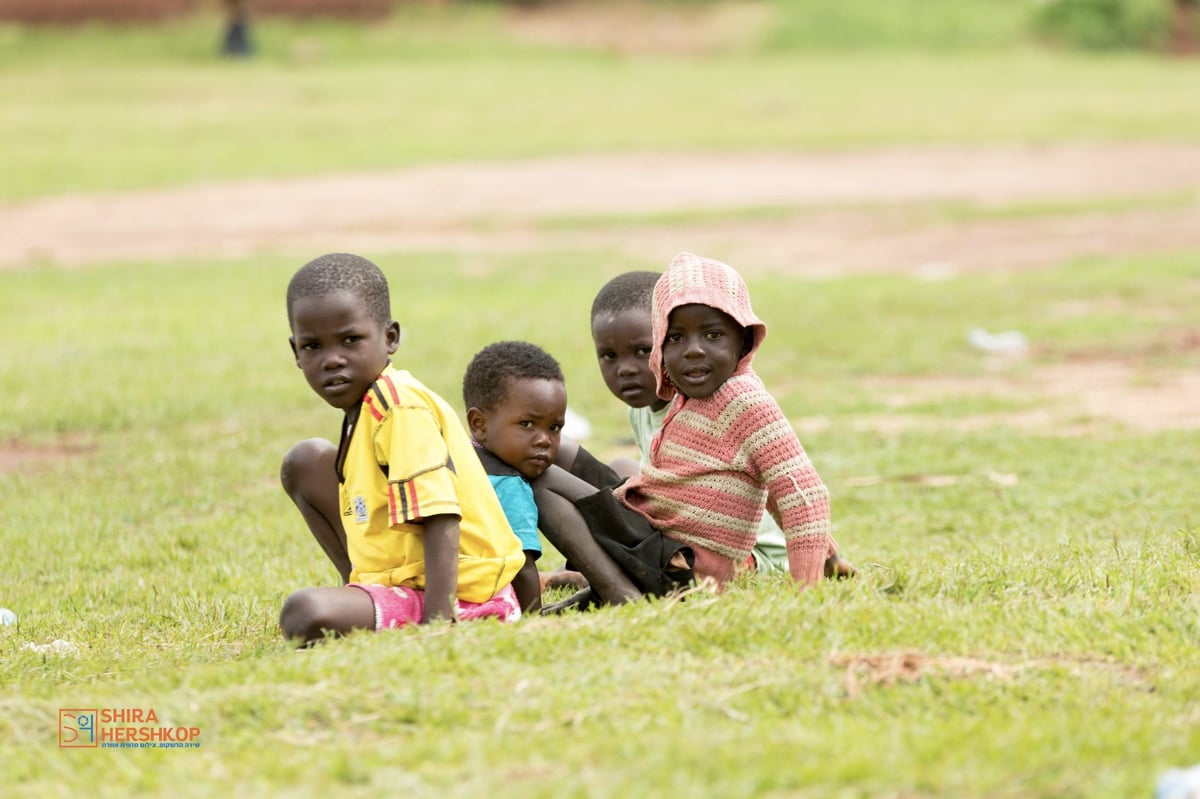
left=337, top=364, right=523, bottom=604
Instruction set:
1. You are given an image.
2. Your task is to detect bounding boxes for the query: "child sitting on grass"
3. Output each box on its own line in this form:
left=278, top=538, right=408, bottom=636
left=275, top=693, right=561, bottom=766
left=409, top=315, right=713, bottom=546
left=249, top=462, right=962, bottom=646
left=277, top=253, right=525, bottom=644
left=536, top=252, right=841, bottom=593
left=464, top=340, right=667, bottom=610
left=462, top=340, right=569, bottom=613
left=587, top=270, right=855, bottom=581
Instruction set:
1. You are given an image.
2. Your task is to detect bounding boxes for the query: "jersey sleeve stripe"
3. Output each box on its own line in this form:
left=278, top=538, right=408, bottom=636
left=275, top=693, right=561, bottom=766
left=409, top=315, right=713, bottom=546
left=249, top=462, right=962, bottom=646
left=365, top=393, right=385, bottom=421
left=380, top=373, right=401, bottom=406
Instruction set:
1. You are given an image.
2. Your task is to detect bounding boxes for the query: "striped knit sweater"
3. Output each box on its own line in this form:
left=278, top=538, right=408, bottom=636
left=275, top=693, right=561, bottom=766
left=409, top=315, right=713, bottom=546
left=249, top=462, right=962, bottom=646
left=614, top=251, right=833, bottom=587
left=615, top=371, right=832, bottom=586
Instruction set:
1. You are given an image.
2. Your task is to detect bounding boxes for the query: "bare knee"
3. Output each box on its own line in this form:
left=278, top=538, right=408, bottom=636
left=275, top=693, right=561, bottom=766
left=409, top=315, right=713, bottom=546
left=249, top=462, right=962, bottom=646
left=533, top=465, right=602, bottom=503
left=280, top=589, right=331, bottom=643
left=280, top=438, right=336, bottom=496
left=280, top=587, right=375, bottom=644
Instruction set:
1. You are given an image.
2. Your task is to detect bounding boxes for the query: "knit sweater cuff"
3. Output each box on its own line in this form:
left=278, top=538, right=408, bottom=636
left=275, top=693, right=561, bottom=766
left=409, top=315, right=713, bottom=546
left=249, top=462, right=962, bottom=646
left=788, top=536, right=829, bottom=587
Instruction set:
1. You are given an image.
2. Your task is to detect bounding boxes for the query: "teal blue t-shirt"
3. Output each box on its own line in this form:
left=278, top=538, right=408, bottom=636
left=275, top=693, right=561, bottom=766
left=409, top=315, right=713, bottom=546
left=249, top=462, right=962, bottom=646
left=473, top=444, right=542, bottom=556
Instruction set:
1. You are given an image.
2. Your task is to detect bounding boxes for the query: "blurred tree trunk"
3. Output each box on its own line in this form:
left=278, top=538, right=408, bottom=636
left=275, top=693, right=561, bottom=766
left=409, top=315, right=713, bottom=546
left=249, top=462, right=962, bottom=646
left=1172, top=0, right=1198, bottom=55
left=221, top=0, right=254, bottom=57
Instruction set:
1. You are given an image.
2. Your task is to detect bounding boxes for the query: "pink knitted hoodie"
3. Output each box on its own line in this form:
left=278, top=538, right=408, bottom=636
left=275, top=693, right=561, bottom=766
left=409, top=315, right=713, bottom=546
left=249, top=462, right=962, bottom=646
left=648, top=251, right=767, bottom=401
left=616, top=252, right=833, bottom=586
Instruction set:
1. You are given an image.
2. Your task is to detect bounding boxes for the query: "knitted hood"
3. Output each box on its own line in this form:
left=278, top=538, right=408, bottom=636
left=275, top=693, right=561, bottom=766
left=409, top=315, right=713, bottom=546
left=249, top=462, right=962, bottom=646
left=650, top=252, right=767, bottom=400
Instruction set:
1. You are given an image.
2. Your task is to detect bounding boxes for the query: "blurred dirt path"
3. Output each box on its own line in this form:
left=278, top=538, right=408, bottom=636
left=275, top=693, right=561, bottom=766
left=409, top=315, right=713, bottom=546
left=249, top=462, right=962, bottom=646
left=3, top=140, right=1200, bottom=465
left=3, top=141, right=1200, bottom=273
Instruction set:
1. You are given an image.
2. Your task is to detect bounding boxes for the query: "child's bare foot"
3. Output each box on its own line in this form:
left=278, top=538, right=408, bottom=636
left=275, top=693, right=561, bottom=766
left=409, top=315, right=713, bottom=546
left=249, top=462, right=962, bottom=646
left=538, top=569, right=589, bottom=592
left=824, top=555, right=857, bottom=580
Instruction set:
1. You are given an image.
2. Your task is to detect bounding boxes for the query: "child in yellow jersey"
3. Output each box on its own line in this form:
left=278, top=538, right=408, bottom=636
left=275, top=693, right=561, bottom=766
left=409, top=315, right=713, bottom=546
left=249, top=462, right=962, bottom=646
left=278, top=253, right=524, bottom=645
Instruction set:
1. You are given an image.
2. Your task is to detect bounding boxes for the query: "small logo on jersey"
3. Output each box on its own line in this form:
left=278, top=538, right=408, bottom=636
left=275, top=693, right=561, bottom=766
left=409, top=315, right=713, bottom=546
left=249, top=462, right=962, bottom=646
left=353, top=496, right=368, bottom=524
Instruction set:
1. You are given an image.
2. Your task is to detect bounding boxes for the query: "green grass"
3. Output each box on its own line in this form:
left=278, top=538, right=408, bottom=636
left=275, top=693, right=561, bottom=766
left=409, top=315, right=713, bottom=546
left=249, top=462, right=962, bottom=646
left=928, top=189, right=1200, bottom=221
left=765, top=0, right=1039, bottom=51
left=3, top=10, right=1200, bottom=200
left=3, top=7, right=1200, bottom=797
left=530, top=189, right=1200, bottom=245
left=2, top=250, right=1199, bottom=797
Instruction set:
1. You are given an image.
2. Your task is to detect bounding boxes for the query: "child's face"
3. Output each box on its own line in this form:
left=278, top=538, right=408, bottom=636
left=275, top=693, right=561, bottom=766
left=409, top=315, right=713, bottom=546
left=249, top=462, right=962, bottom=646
left=662, top=304, right=745, bottom=400
left=592, top=309, right=662, bottom=410
left=289, top=289, right=399, bottom=410
left=468, top=377, right=566, bottom=480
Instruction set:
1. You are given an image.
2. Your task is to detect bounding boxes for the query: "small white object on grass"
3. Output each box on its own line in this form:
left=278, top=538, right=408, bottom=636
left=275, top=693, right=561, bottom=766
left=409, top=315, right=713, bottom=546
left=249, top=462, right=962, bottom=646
left=967, top=327, right=1028, bottom=355
left=0, top=607, right=16, bottom=626
left=21, top=639, right=79, bottom=656
left=1157, top=765, right=1200, bottom=799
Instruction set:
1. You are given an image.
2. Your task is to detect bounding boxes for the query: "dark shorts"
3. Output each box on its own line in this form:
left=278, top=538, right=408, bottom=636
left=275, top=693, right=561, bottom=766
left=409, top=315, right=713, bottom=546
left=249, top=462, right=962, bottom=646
left=574, top=487, right=694, bottom=597
left=568, top=446, right=622, bottom=490
left=560, top=447, right=622, bottom=576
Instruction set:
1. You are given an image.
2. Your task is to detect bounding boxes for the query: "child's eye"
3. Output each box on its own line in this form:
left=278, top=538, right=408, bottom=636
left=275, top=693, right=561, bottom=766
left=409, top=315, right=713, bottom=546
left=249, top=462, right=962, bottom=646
left=636, top=346, right=653, bottom=357
left=519, top=421, right=534, bottom=429
left=706, top=330, right=725, bottom=340
left=549, top=423, right=563, bottom=433
left=343, top=335, right=362, bottom=345
left=597, top=351, right=615, bottom=362
left=301, top=342, right=320, bottom=352
left=665, top=333, right=682, bottom=344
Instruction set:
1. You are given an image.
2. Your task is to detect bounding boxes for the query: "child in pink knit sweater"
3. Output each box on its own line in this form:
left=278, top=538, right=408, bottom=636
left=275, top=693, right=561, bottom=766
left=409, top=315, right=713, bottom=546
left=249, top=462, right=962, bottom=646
left=535, top=252, right=837, bottom=595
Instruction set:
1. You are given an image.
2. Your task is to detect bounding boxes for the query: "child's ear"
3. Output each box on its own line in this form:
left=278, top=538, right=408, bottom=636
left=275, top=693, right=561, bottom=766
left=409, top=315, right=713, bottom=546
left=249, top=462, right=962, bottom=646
left=288, top=336, right=300, bottom=364
left=384, top=321, right=401, bottom=354
left=741, top=328, right=755, bottom=358
left=466, top=407, right=487, bottom=442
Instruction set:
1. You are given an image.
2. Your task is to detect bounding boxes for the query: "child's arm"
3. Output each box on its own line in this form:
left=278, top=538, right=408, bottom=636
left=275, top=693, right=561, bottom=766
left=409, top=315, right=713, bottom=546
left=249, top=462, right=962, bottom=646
left=421, top=514, right=461, bottom=623
left=747, top=403, right=831, bottom=586
left=553, top=436, right=629, bottom=489
left=553, top=435, right=581, bottom=471
left=533, top=466, right=641, bottom=604
left=763, top=456, right=831, bottom=586
left=512, top=556, right=542, bottom=613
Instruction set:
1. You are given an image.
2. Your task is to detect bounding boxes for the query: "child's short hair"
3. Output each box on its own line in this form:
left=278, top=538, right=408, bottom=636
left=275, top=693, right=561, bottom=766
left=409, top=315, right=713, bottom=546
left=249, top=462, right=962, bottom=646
left=462, top=341, right=564, bottom=412
left=286, top=253, right=392, bottom=328
left=590, top=271, right=661, bottom=321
